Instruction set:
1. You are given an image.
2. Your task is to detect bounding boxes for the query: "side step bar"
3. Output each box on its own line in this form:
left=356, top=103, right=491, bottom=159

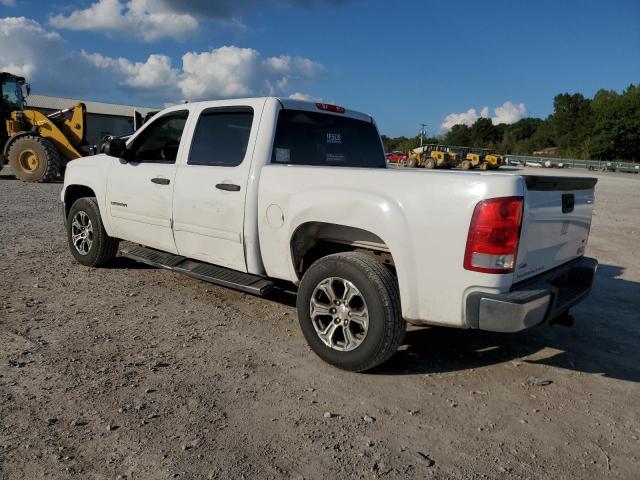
left=121, top=245, right=274, bottom=296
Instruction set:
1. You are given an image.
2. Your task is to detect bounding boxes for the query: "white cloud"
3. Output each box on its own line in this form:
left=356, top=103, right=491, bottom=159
left=440, top=101, right=527, bottom=130
left=288, top=92, right=322, bottom=102
left=0, top=17, right=323, bottom=105
left=50, top=0, right=198, bottom=41
left=49, top=0, right=357, bottom=41
left=491, top=101, right=527, bottom=125
left=441, top=108, right=483, bottom=130
left=0, top=17, right=93, bottom=91
left=83, top=51, right=180, bottom=90
left=85, top=46, right=323, bottom=101
left=1, top=0, right=16, bottom=7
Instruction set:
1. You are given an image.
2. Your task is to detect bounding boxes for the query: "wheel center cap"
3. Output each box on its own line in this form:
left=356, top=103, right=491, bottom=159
left=336, top=304, right=350, bottom=321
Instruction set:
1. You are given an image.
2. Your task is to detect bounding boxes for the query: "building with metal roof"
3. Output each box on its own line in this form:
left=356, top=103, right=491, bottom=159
left=25, top=94, right=158, bottom=145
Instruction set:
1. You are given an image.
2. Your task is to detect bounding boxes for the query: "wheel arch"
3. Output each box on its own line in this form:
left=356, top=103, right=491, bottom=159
left=2, top=131, right=38, bottom=159
left=290, top=221, right=396, bottom=278
left=63, top=184, right=98, bottom=219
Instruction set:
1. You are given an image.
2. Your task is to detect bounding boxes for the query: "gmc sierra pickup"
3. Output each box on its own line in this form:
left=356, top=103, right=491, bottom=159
left=61, top=97, right=597, bottom=371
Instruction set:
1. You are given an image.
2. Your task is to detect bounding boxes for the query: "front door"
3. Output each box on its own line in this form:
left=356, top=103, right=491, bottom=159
left=172, top=105, right=258, bottom=271
left=106, top=110, right=189, bottom=253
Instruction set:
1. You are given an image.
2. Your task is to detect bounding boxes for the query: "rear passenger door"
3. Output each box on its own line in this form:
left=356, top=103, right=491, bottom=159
left=172, top=105, right=258, bottom=272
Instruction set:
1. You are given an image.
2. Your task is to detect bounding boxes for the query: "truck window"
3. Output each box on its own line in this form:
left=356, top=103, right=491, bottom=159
left=188, top=108, right=254, bottom=167
left=128, top=111, right=188, bottom=163
left=271, top=110, right=385, bottom=168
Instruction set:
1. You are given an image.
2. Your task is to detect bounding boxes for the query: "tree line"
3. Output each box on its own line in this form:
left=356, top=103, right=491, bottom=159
left=382, top=83, right=640, bottom=161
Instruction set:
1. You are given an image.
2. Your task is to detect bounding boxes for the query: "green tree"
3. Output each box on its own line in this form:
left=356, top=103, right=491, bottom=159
left=443, top=124, right=471, bottom=146
left=548, top=93, right=594, bottom=158
left=469, top=118, right=500, bottom=147
left=591, top=85, right=640, bottom=160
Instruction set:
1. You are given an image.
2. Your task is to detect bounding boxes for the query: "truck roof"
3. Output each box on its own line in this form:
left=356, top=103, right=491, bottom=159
left=160, top=97, right=374, bottom=124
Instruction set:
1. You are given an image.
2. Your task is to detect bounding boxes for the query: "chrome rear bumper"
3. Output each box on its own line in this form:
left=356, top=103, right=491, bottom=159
left=466, top=257, right=597, bottom=333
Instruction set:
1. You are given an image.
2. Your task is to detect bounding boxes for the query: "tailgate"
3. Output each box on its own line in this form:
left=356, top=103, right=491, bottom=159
left=515, top=176, right=597, bottom=282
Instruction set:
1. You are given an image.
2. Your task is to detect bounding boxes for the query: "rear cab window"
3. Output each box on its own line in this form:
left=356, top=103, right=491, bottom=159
left=271, top=109, right=386, bottom=168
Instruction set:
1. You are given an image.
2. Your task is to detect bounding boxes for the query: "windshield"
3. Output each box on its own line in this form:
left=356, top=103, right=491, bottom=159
left=271, top=109, right=386, bottom=168
left=1, top=77, right=24, bottom=112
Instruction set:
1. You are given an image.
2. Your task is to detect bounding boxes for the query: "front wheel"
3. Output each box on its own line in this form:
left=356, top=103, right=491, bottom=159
left=424, top=158, right=436, bottom=169
left=297, top=252, right=405, bottom=372
left=66, top=197, right=119, bottom=267
left=7, top=135, right=61, bottom=183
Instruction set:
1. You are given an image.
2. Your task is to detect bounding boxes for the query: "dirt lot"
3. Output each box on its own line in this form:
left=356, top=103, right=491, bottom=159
left=1, top=166, right=639, bottom=479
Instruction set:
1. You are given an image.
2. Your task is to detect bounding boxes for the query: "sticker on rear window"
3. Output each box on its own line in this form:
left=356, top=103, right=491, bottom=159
left=327, top=133, right=342, bottom=144
left=275, top=148, right=290, bottom=163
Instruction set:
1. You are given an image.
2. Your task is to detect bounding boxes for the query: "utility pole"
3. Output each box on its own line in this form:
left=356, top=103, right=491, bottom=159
left=419, top=124, right=427, bottom=147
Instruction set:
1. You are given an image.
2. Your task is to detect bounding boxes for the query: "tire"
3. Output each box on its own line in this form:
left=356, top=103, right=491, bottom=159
left=406, top=156, right=417, bottom=168
left=297, top=252, right=405, bottom=372
left=66, top=197, right=119, bottom=267
left=7, top=135, right=61, bottom=183
left=460, top=160, right=472, bottom=170
left=479, top=162, right=489, bottom=171
left=424, top=158, right=436, bottom=169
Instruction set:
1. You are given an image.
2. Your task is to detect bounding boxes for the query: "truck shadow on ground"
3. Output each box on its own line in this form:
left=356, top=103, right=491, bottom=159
left=372, top=263, right=640, bottom=383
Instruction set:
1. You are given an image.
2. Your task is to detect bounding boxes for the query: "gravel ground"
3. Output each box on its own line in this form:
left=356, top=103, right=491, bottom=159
left=0, top=166, right=639, bottom=479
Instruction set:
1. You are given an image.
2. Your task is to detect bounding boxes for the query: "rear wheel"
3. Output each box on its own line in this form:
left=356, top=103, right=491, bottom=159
left=297, top=252, right=405, bottom=372
left=460, top=160, right=472, bottom=170
left=66, top=197, right=119, bottom=267
left=479, top=162, right=489, bottom=171
left=7, top=135, right=61, bottom=183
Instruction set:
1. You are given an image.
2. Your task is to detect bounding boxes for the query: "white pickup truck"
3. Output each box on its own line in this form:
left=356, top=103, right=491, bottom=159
left=61, top=98, right=597, bottom=371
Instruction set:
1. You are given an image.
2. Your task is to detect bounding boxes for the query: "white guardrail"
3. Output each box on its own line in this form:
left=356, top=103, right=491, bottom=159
left=505, top=155, right=640, bottom=174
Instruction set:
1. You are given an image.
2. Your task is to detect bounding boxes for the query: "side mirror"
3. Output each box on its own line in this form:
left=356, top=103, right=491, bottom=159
left=25, top=84, right=31, bottom=97
left=104, top=138, right=127, bottom=159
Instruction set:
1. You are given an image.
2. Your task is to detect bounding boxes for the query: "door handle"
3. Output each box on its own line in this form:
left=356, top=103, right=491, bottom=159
left=216, top=183, right=240, bottom=192
left=151, top=177, right=170, bottom=185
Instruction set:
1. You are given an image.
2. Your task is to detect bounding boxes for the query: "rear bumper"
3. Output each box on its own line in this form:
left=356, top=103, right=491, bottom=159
left=466, top=256, right=597, bottom=332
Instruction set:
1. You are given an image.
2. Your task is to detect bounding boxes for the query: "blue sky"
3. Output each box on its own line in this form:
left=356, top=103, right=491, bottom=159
left=1, top=0, right=639, bottom=136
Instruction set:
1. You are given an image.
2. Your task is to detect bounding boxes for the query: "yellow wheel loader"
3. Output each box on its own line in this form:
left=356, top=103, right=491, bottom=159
left=407, top=144, right=459, bottom=169
left=458, top=147, right=503, bottom=170
left=1, top=72, right=90, bottom=183
left=483, top=149, right=504, bottom=170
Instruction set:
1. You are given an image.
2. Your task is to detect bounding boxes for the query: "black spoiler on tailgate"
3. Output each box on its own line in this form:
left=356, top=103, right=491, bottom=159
left=523, top=176, right=598, bottom=191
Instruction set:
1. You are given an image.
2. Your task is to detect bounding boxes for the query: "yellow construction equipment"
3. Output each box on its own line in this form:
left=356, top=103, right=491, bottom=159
left=458, top=147, right=504, bottom=170
left=483, top=149, right=504, bottom=170
left=1, top=72, right=89, bottom=182
left=407, top=144, right=459, bottom=169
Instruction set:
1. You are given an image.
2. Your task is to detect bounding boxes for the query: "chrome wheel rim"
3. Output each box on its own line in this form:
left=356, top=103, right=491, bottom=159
left=310, top=277, right=369, bottom=352
left=71, top=211, right=93, bottom=255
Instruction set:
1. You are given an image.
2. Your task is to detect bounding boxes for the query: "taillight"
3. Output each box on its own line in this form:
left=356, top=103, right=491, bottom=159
left=315, top=102, right=345, bottom=113
left=464, top=196, right=523, bottom=274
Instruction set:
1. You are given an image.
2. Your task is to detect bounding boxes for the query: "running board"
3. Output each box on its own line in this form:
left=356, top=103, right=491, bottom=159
left=121, top=245, right=274, bottom=296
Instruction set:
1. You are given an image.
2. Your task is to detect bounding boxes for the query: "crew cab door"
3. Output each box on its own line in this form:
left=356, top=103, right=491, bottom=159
left=106, top=110, right=189, bottom=253
left=172, top=104, right=259, bottom=271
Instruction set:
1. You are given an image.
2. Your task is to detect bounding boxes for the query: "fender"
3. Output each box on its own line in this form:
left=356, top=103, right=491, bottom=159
left=61, top=155, right=115, bottom=236
left=259, top=183, right=421, bottom=320
left=2, top=131, right=36, bottom=159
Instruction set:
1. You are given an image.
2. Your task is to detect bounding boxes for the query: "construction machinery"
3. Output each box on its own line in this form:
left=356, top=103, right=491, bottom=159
left=407, top=144, right=459, bottom=169
left=458, top=147, right=504, bottom=170
left=483, top=149, right=504, bottom=169
left=1, top=72, right=90, bottom=182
